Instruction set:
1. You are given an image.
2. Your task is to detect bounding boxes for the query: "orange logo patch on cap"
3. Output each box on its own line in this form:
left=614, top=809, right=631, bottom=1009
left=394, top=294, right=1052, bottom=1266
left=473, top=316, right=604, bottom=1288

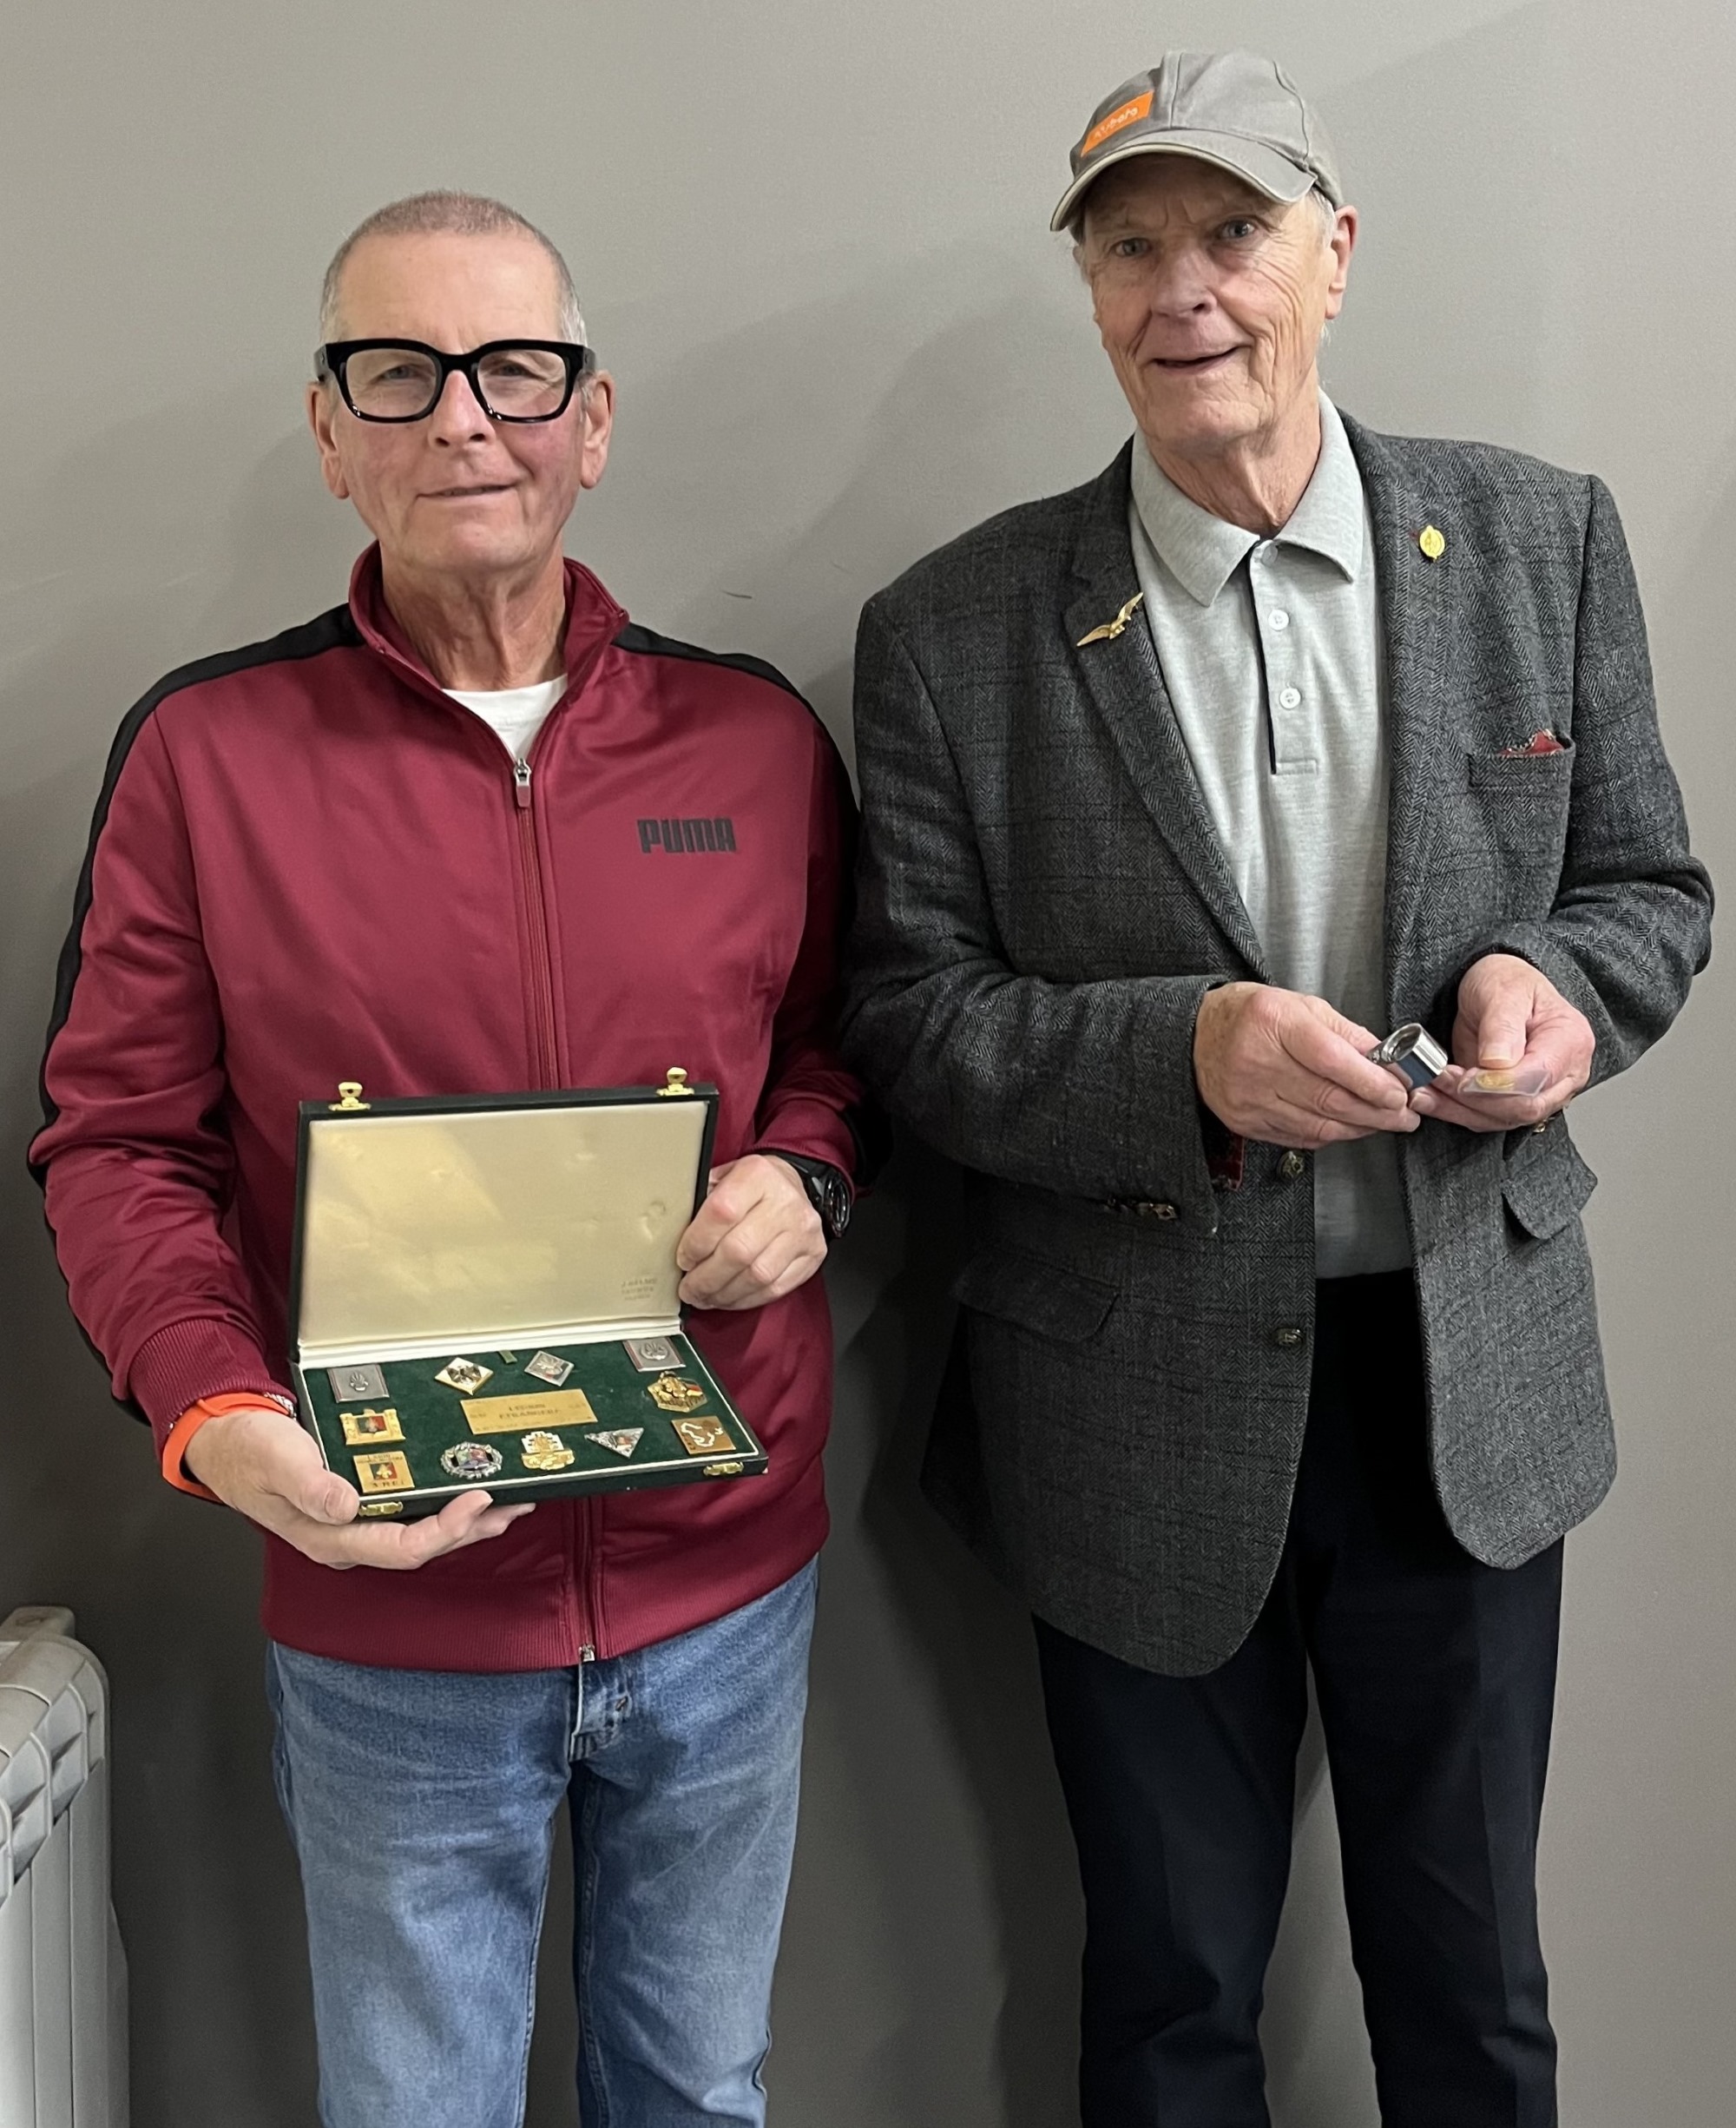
left=1080, top=89, right=1154, bottom=160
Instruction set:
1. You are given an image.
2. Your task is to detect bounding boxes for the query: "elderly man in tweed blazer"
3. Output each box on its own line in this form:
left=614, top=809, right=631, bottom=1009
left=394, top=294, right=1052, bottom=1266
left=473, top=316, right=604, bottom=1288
left=843, top=49, right=1712, bottom=2128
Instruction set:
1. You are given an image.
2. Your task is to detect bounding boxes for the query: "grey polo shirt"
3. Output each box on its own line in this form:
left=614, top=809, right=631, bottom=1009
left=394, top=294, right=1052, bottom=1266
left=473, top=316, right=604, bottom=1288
left=1128, top=395, right=1410, bottom=1277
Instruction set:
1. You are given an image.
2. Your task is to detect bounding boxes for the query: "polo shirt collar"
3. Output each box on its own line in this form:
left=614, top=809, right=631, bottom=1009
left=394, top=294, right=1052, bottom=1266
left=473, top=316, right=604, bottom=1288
left=1129, top=393, right=1365, bottom=608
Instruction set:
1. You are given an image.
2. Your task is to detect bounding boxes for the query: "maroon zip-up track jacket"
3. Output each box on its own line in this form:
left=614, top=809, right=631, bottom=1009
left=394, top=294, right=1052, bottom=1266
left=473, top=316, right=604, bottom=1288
left=32, top=550, right=871, bottom=1671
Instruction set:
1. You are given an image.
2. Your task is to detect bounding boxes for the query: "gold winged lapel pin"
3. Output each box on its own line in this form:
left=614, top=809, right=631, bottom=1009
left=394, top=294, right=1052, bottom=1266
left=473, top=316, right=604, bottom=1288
left=1075, top=592, right=1145, bottom=648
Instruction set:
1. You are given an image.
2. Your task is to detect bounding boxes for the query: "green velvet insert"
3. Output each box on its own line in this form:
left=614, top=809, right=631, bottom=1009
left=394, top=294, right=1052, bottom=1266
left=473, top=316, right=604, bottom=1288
left=294, top=1334, right=765, bottom=1519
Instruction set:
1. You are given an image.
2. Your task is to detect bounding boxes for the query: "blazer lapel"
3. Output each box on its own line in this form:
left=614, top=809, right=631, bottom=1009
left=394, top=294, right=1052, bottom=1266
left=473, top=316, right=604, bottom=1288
left=1343, top=416, right=1457, bottom=1006
left=1063, top=446, right=1267, bottom=976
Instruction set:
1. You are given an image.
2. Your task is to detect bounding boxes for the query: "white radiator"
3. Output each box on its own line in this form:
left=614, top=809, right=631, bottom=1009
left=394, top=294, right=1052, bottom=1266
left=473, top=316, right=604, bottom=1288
left=0, top=1609, right=127, bottom=2128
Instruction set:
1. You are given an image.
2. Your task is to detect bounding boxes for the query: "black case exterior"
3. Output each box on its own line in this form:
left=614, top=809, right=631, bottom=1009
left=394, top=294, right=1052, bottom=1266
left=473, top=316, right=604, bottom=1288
left=288, top=1079, right=767, bottom=1519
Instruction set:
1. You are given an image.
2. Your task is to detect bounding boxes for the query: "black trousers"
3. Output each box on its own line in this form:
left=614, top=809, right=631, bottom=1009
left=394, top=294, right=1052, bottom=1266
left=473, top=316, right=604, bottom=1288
left=1036, top=1272, right=1562, bottom=2128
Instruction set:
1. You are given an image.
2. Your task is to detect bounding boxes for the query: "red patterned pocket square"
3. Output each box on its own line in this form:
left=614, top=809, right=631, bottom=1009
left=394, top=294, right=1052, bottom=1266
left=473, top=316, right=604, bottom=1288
left=1500, top=729, right=1567, bottom=757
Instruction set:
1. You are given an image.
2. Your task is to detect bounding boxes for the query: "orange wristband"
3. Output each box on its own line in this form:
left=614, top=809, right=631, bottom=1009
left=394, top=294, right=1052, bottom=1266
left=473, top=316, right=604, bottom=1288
left=162, top=1391, right=294, bottom=1500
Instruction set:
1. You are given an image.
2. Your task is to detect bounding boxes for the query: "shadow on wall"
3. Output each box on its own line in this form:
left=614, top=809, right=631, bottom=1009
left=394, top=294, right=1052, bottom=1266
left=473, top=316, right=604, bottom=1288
left=778, top=1150, right=1087, bottom=2128
left=1315, top=2, right=1558, bottom=447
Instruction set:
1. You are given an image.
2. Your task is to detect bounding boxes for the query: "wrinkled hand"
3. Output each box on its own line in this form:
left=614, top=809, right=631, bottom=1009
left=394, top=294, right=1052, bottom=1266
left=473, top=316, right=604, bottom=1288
left=1410, top=952, right=1594, bottom=1133
left=675, top=1154, right=826, bottom=1310
left=182, top=1403, right=532, bottom=1569
left=1194, top=982, right=1420, bottom=1148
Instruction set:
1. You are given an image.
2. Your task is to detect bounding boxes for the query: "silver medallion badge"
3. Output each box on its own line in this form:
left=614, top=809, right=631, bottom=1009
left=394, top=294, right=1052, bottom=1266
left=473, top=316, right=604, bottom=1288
left=523, top=1351, right=574, bottom=1387
left=440, top=1440, right=503, bottom=1482
left=623, top=1336, right=681, bottom=1373
left=328, top=1362, right=388, bottom=1401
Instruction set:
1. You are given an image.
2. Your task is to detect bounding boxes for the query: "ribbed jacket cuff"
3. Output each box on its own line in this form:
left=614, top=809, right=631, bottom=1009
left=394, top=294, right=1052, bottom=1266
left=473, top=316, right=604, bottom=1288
left=749, top=1099, right=862, bottom=1189
left=128, top=1319, right=293, bottom=1453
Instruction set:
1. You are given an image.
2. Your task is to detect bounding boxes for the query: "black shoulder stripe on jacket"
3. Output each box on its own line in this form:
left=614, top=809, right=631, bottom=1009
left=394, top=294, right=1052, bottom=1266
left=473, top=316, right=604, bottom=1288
left=612, top=619, right=812, bottom=708
left=32, top=607, right=360, bottom=1178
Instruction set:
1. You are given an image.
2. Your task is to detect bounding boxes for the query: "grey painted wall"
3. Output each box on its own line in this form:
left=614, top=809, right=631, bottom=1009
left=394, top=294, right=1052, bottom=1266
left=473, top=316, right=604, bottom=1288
left=3, top=3, right=1731, bottom=2123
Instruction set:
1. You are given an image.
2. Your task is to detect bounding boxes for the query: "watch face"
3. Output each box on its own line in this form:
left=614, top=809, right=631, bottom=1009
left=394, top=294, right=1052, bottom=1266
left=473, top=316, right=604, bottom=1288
left=824, top=1176, right=851, bottom=1233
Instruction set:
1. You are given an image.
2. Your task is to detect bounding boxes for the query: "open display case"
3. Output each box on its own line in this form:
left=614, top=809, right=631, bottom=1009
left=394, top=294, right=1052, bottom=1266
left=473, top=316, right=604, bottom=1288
left=289, top=1072, right=766, bottom=1519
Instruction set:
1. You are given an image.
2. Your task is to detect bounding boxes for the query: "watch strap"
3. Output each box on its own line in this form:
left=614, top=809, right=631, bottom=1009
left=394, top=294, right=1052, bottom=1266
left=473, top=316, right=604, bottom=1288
left=761, top=1150, right=852, bottom=1239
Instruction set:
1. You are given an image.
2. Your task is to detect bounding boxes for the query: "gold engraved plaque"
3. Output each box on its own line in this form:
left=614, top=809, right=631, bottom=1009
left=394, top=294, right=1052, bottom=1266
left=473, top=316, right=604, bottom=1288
left=462, top=1389, right=598, bottom=1434
left=354, top=1450, right=415, bottom=1493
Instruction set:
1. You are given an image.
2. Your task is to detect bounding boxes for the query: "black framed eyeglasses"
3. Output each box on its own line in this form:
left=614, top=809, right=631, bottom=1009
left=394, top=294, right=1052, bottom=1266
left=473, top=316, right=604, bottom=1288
left=313, top=339, right=596, bottom=424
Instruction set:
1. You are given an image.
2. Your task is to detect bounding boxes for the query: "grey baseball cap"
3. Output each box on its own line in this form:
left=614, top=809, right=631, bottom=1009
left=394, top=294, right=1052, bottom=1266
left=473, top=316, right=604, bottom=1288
left=1050, top=50, right=1344, bottom=233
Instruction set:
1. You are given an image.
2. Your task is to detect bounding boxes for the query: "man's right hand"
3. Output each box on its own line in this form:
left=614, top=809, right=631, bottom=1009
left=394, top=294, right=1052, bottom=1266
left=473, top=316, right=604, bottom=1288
left=182, top=1403, right=533, bottom=1570
left=1194, top=982, right=1421, bottom=1148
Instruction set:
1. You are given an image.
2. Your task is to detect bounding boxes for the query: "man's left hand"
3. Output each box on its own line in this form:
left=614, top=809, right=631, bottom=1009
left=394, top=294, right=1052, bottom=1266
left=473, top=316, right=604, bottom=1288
left=675, top=1155, right=827, bottom=1310
left=1410, top=952, right=1595, bottom=1133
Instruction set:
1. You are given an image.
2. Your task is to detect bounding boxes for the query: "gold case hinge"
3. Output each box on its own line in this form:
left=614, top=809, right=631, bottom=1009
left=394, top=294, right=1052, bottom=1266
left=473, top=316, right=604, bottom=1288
left=658, top=1068, right=694, bottom=1098
left=330, top=1082, right=370, bottom=1111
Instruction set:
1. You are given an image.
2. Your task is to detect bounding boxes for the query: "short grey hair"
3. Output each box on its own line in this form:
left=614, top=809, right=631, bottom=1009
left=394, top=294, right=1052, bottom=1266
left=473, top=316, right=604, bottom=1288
left=1305, top=184, right=1339, bottom=236
left=318, top=191, right=588, bottom=345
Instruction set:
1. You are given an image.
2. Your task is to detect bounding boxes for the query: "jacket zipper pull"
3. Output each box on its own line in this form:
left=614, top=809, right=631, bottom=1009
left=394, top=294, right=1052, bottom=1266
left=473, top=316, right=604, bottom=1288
left=513, top=757, right=532, bottom=809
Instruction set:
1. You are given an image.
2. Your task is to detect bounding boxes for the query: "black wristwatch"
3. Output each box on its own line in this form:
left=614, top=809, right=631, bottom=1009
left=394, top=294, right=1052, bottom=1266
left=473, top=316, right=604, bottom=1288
left=765, top=1152, right=852, bottom=1240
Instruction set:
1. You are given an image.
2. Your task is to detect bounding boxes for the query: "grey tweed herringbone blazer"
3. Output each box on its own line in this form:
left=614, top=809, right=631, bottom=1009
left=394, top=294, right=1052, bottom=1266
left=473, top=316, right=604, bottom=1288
left=842, top=416, right=1713, bottom=1677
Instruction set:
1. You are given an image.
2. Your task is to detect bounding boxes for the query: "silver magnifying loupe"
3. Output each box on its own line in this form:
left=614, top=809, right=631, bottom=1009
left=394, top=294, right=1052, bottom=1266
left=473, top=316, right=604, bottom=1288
left=1368, top=1023, right=1450, bottom=1089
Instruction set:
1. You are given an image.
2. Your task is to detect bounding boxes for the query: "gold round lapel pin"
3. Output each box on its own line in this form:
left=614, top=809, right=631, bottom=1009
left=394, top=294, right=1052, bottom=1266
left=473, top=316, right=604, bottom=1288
left=1418, top=524, right=1446, bottom=561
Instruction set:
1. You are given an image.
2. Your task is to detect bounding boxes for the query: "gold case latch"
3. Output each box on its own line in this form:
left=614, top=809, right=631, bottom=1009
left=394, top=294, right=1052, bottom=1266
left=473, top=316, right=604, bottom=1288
left=331, top=1082, right=370, bottom=1111
left=658, top=1068, right=694, bottom=1098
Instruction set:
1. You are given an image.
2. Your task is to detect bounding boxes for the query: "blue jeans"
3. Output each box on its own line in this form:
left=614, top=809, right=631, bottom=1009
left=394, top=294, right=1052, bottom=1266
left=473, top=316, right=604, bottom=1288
left=266, top=1558, right=818, bottom=2128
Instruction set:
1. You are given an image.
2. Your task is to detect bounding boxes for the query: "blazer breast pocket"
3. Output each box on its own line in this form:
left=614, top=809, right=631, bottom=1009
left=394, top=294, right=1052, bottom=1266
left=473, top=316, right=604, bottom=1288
left=1460, top=741, right=1575, bottom=899
left=1465, top=737, right=1575, bottom=800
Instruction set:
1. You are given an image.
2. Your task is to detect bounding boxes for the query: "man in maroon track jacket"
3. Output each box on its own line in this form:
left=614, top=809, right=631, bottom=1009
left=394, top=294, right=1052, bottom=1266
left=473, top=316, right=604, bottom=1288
left=31, top=191, right=873, bottom=2128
